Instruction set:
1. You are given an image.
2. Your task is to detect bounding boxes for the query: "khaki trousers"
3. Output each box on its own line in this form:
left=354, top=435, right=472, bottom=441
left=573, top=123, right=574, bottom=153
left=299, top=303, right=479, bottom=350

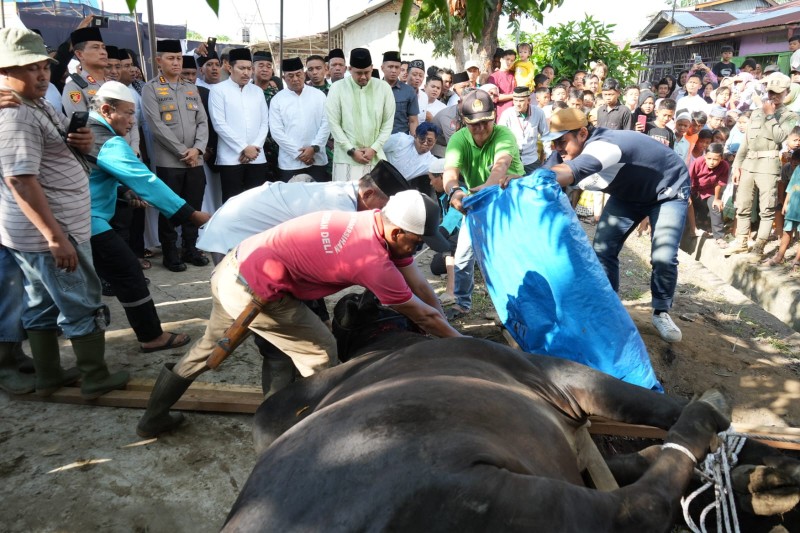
left=173, top=251, right=337, bottom=380
left=735, top=169, right=777, bottom=242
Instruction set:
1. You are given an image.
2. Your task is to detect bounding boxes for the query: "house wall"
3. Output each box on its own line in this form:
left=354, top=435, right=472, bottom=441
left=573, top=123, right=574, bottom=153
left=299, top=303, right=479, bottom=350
left=739, top=30, right=790, bottom=55
left=342, top=7, right=455, bottom=70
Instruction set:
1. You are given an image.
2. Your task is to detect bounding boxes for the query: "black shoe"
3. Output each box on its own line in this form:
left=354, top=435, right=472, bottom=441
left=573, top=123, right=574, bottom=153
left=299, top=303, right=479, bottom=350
left=164, top=260, right=187, bottom=272
left=182, top=249, right=210, bottom=267
left=101, top=278, right=115, bottom=297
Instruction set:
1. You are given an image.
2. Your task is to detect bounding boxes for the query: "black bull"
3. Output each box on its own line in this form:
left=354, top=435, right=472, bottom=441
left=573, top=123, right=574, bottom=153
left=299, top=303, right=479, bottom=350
left=223, top=293, right=800, bottom=532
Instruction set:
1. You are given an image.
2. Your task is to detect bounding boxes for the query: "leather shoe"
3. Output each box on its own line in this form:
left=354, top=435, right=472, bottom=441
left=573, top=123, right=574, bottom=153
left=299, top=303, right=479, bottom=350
left=164, top=260, right=187, bottom=272
left=182, top=250, right=209, bottom=267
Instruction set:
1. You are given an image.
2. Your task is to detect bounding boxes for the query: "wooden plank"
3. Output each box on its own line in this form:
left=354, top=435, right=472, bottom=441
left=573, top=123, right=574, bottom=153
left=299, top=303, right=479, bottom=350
left=13, top=386, right=800, bottom=450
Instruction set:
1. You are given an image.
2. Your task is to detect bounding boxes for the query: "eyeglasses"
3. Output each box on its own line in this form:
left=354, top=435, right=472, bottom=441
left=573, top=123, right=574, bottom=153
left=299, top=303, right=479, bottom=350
left=416, top=136, right=435, bottom=145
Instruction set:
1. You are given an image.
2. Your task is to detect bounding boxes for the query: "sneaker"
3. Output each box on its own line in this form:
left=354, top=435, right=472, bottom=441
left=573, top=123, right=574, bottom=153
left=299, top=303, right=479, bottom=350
left=652, top=312, right=682, bottom=343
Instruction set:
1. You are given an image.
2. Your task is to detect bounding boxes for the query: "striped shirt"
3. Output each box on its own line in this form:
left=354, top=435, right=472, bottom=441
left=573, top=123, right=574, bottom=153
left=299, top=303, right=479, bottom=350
left=0, top=96, right=91, bottom=251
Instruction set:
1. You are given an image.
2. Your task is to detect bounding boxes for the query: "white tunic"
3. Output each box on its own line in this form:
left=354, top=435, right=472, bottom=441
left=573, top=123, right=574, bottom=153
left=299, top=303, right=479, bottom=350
left=209, top=78, right=269, bottom=166
left=498, top=106, right=549, bottom=165
left=197, top=181, right=359, bottom=253
left=269, top=86, right=330, bottom=170
left=383, top=132, right=436, bottom=180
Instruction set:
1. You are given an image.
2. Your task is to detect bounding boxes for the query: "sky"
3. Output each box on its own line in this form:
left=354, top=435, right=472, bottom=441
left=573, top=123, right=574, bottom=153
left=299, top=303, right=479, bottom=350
left=100, top=0, right=672, bottom=44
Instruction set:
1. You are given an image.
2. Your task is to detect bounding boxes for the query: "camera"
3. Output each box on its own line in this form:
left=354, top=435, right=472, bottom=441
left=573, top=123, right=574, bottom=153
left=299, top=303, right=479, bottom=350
left=90, top=15, right=110, bottom=29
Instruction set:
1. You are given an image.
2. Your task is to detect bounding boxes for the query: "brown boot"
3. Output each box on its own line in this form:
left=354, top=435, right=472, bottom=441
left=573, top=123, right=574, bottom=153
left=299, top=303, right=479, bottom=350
left=728, top=235, right=749, bottom=254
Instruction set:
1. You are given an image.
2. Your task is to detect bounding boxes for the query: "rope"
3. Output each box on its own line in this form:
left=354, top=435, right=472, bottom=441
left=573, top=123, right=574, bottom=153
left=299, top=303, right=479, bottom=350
left=727, top=431, right=800, bottom=445
left=681, top=430, right=747, bottom=533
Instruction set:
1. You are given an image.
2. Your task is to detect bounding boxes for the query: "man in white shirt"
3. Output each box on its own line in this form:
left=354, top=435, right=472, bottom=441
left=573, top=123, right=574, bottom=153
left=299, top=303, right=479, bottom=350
left=209, top=48, right=270, bottom=202
left=270, top=57, right=331, bottom=182
left=383, top=121, right=440, bottom=196
left=675, top=73, right=707, bottom=115
left=417, top=75, right=446, bottom=124
left=498, top=86, right=549, bottom=174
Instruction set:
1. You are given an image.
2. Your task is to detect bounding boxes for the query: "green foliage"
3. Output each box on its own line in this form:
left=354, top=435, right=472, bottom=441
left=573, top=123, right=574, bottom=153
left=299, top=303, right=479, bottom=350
left=506, top=16, right=647, bottom=85
left=409, top=11, right=468, bottom=59
left=216, top=35, right=232, bottom=43
left=125, top=0, right=218, bottom=16
left=187, top=29, right=204, bottom=41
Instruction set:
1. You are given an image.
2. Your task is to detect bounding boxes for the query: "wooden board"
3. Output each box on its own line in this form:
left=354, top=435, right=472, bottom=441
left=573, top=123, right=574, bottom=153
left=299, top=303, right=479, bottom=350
left=13, top=385, right=800, bottom=450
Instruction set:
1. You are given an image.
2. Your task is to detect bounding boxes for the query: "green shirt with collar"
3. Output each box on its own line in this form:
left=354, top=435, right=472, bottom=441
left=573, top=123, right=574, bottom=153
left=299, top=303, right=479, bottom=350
left=444, top=124, right=524, bottom=189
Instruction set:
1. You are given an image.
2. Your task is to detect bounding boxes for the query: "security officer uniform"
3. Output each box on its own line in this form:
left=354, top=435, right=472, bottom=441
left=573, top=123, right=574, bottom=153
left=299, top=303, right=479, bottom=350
left=141, top=39, right=209, bottom=270
left=731, top=72, right=799, bottom=255
left=61, top=27, right=106, bottom=116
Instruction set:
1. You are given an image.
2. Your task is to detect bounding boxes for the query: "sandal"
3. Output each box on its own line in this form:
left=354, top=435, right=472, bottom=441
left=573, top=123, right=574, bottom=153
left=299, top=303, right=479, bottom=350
left=139, top=258, right=152, bottom=270
left=445, top=305, right=469, bottom=321
left=762, top=256, right=784, bottom=267
left=140, top=332, right=191, bottom=353
left=143, top=249, right=154, bottom=258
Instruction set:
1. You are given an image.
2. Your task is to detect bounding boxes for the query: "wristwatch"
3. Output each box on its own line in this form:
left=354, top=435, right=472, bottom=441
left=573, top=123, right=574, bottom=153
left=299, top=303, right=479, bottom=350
left=347, top=148, right=356, bottom=157
left=313, top=145, right=320, bottom=153
left=447, top=186, right=464, bottom=200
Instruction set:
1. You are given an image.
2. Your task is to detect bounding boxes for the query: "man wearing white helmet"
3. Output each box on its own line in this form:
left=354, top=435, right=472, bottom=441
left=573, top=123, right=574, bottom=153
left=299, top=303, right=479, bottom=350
left=86, top=81, right=210, bottom=353
left=137, top=189, right=461, bottom=438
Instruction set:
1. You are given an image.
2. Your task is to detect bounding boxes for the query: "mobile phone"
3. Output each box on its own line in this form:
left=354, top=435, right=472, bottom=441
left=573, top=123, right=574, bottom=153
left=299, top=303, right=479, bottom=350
left=693, top=54, right=702, bottom=64
left=637, top=114, right=647, bottom=127
left=206, top=37, right=217, bottom=53
left=67, top=111, right=89, bottom=133
left=91, top=15, right=110, bottom=29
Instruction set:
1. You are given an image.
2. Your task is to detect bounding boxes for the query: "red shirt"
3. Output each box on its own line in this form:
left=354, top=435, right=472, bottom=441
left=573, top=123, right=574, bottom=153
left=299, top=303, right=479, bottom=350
left=487, top=70, right=516, bottom=122
left=237, top=210, right=414, bottom=305
left=690, top=156, right=729, bottom=200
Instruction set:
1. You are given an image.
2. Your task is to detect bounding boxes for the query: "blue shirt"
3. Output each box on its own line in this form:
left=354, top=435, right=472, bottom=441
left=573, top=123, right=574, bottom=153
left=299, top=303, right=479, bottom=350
left=390, top=81, right=419, bottom=134
left=548, top=128, right=690, bottom=203
left=87, top=112, right=191, bottom=235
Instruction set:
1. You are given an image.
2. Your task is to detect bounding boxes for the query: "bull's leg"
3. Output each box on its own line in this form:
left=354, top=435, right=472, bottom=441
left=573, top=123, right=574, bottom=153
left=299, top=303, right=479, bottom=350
left=522, top=352, right=687, bottom=430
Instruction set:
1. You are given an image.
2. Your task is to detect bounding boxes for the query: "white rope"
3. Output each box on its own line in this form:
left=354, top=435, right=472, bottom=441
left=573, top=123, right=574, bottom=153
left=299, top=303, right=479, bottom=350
left=680, top=431, right=747, bottom=533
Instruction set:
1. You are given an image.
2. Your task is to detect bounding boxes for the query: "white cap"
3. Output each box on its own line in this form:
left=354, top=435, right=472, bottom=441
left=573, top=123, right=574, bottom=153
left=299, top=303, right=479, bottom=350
left=95, top=81, right=135, bottom=104
left=428, top=158, right=445, bottom=174
left=464, top=60, right=480, bottom=71
left=383, top=190, right=439, bottom=236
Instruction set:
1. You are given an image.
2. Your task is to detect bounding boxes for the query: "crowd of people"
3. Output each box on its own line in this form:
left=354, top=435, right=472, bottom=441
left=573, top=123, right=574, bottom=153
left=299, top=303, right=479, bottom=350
left=1, top=18, right=799, bottom=437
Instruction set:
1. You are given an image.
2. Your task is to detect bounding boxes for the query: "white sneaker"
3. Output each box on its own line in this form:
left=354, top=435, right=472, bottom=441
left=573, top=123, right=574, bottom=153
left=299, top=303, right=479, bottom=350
left=652, top=312, right=682, bottom=343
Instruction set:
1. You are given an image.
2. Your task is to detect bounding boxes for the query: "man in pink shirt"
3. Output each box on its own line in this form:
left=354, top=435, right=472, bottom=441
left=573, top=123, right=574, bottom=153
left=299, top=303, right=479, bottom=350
left=137, top=190, right=461, bottom=438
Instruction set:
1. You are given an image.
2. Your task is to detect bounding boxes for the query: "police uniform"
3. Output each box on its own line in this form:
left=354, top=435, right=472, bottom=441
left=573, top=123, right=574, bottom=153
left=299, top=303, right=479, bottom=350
left=140, top=40, right=209, bottom=270
left=732, top=73, right=799, bottom=254
left=62, top=71, right=103, bottom=115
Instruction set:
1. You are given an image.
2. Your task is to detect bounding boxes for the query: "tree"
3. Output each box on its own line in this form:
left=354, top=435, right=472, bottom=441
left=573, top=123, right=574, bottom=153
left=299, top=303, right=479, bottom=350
left=409, top=12, right=470, bottom=70
left=506, top=16, right=647, bottom=86
left=187, top=29, right=204, bottom=41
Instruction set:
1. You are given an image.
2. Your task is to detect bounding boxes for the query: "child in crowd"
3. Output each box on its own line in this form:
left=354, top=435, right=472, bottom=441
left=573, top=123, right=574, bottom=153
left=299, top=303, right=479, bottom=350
left=689, top=143, right=730, bottom=248
left=514, top=43, right=535, bottom=89
left=583, top=90, right=596, bottom=109
left=624, top=86, right=640, bottom=113
left=632, top=90, right=656, bottom=131
left=712, top=127, right=729, bottom=145
left=724, top=111, right=749, bottom=160
left=689, top=129, right=713, bottom=166
left=777, top=127, right=800, bottom=240
left=644, top=98, right=676, bottom=148
left=766, top=149, right=800, bottom=270
left=673, top=111, right=692, bottom=162
left=712, top=45, right=738, bottom=78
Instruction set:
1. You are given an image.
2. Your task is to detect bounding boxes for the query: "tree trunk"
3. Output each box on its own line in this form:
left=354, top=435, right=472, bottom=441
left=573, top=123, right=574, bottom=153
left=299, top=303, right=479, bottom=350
left=477, top=0, right=503, bottom=73
left=453, top=29, right=466, bottom=71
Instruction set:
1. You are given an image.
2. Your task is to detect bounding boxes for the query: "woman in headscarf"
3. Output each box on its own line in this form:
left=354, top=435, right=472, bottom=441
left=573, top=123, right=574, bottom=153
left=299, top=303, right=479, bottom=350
left=632, top=89, right=656, bottom=131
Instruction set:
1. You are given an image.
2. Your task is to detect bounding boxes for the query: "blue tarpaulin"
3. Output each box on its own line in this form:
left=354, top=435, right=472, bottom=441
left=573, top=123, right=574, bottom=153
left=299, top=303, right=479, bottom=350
left=463, top=170, right=663, bottom=392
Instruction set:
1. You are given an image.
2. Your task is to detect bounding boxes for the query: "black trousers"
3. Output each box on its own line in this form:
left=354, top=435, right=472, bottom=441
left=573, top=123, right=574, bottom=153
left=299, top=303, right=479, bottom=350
left=91, top=229, right=162, bottom=342
left=279, top=165, right=330, bottom=183
left=219, top=163, right=268, bottom=202
left=156, top=165, right=205, bottom=252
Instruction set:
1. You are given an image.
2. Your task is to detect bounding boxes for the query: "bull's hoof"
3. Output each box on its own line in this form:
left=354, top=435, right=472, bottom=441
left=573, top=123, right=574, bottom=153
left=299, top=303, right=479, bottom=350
left=732, top=464, right=800, bottom=516
left=696, top=388, right=732, bottom=421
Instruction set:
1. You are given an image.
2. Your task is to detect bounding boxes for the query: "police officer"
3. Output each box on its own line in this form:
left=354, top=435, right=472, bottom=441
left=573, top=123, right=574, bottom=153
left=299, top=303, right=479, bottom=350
left=62, top=27, right=107, bottom=116
left=731, top=72, right=799, bottom=257
left=141, top=39, right=210, bottom=271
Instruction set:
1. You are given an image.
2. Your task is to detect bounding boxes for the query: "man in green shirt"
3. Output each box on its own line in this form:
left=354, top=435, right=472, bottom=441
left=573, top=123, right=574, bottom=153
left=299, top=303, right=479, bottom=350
left=441, top=90, right=523, bottom=318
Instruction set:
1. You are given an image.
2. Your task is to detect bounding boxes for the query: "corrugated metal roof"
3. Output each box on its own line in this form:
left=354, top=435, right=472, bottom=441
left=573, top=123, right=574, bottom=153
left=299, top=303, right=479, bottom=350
left=670, top=11, right=735, bottom=29
left=686, top=4, right=800, bottom=40
left=633, top=10, right=743, bottom=46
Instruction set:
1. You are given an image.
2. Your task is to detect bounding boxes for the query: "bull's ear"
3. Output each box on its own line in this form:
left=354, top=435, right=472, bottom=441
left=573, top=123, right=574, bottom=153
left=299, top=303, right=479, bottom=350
left=358, top=290, right=379, bottom=311
left=341, top=299, right=359, bottom=327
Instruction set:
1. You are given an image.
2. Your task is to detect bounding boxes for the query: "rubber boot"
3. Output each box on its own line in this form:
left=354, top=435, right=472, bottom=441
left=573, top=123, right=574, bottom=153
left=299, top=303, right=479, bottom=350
left=261, top=357, right=295, bottom=398
left=26, top=329, right=80, bottom=397
left=729, top=235, right=749, bottom=254
left=70, top=330, right=129, bottom=400
left=0, top=342, right=35, bottom=394
left=12, top=343, right=35, bottom=374
left=136, top=363, right=192, bottom=438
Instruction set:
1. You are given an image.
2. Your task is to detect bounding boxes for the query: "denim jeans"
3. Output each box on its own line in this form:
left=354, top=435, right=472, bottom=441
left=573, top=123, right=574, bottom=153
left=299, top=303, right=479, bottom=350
left=9, top=238, right=106, bottom=338
left=0, top=247, right=26, bottom=342
left=453, top=218, right=474, bottom=311
left=592, top=189, right=689, bottom=312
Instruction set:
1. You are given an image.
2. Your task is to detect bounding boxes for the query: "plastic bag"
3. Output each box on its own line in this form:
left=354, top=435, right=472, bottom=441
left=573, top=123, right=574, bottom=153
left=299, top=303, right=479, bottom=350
left=463, top=170, right=662, bottom=391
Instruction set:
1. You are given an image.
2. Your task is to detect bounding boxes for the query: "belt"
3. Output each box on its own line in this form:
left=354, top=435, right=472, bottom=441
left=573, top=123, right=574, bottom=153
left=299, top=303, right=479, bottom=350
left=745, top=150, right=780, bottom=159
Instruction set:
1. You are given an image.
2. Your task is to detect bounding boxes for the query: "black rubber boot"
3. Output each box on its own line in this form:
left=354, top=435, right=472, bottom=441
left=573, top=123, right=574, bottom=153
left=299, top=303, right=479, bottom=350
left=261, top=357, right=295, bottom=398
left=136, top=363, right=193, bottom=438
left=26, top=329, right=80, bottom=397
left=12, top=343, right=35, bottom=374
left=0, top=342, right=35, bottom=394
left=71, top=330, right=129, bottom=400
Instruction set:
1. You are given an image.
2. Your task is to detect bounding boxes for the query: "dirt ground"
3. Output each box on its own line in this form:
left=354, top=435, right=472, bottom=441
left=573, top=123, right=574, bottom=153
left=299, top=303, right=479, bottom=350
left=1, top=220, right=799, bottom=533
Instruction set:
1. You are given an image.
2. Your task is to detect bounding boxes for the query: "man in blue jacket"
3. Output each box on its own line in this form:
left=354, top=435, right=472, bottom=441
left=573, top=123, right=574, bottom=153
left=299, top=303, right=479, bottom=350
left=86, top=81, right=210, bottom=352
